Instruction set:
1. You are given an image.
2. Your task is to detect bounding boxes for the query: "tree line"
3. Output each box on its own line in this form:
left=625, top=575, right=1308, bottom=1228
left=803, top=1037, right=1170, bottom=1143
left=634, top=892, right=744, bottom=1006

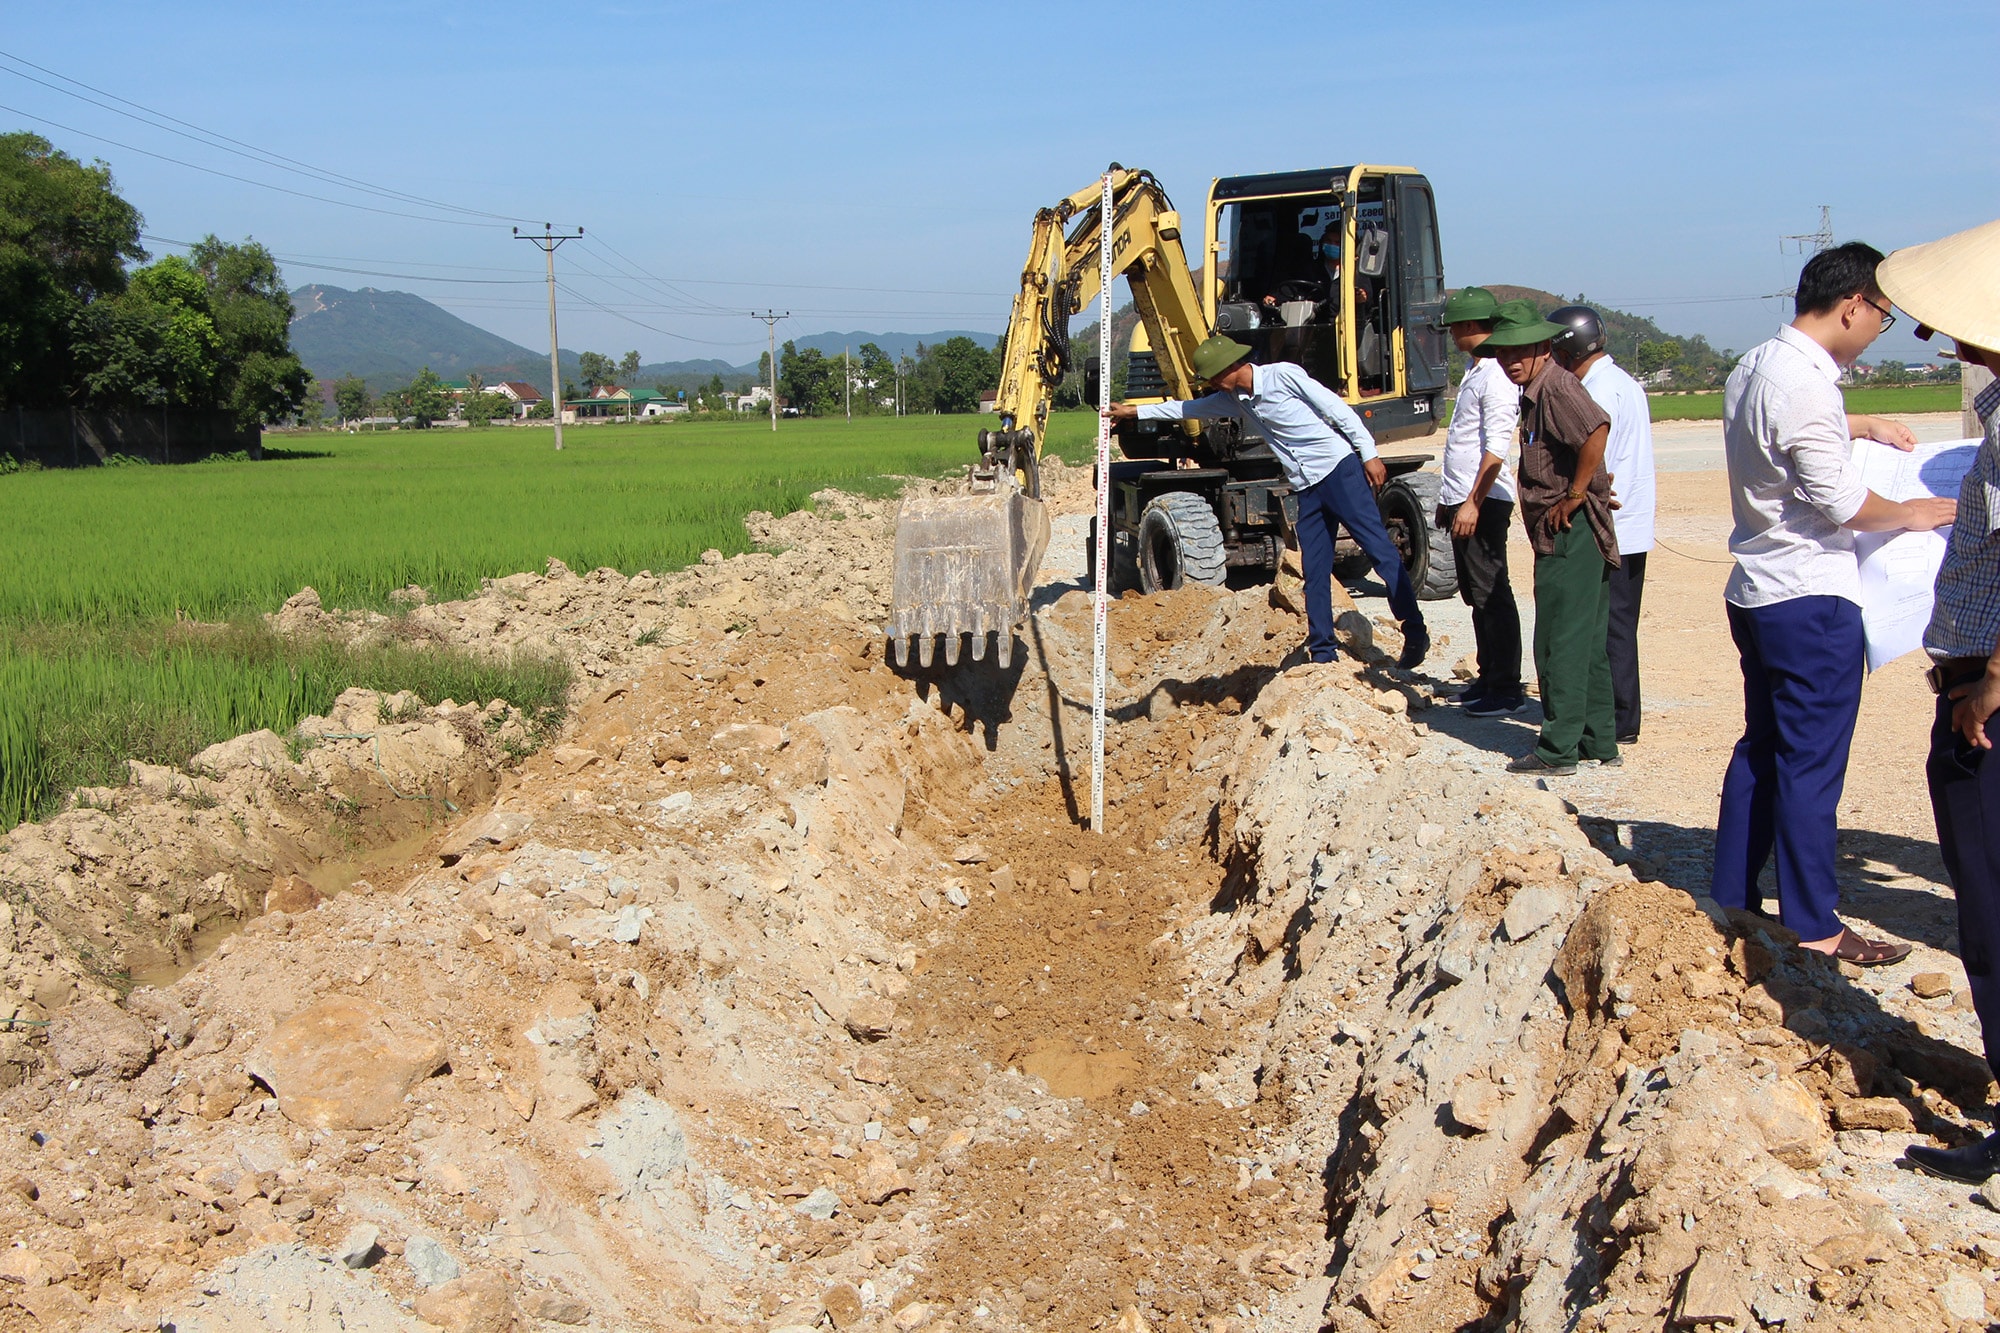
left=775, top=335, right=1003, bottom=417
left=0, top=133, right=309, bottom=430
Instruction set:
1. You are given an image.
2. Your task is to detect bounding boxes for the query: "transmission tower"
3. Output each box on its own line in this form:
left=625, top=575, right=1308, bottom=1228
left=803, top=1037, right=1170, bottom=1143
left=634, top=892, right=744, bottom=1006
left=1781, top=206, right=1833, bottom=256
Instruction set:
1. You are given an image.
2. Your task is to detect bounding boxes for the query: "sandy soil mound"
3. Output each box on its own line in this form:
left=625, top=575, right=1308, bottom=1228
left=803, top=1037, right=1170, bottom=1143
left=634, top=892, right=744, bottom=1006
left=1, top=455, right=1995, bottom=1331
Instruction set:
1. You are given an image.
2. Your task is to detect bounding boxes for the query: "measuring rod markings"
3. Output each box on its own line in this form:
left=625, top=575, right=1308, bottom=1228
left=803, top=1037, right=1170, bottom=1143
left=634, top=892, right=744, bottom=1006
left=1091, top=171, right=1113, bottom=835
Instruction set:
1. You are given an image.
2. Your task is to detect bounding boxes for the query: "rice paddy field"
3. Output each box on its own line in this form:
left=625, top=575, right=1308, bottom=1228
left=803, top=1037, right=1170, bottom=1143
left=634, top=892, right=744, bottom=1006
left=0, top=413, right=1102, bottom=829
left=1645, top=382, right=1959, bottom=422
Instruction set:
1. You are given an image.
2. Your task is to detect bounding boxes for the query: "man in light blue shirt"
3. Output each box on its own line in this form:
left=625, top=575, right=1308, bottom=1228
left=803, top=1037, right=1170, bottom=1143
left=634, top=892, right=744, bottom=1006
left=1107, top=334, right=1428, bottom=668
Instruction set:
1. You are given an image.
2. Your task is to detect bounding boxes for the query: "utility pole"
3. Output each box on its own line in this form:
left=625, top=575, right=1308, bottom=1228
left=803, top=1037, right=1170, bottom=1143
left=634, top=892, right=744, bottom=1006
left=844, top=346, right=851, bottom=422
left=750, top=311, right=788, bottom=432
left=514, top=224, right=583, bottom=451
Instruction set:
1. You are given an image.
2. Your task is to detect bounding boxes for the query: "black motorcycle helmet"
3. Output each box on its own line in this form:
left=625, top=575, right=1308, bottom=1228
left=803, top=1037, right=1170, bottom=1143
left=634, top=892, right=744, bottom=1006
left=1548, top=305, right=1606, bottom=366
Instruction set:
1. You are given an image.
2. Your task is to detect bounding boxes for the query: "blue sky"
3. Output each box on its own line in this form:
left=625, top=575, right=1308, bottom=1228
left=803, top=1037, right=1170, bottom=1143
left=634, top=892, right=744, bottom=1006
left=7, top=1, right=1994, bottom=366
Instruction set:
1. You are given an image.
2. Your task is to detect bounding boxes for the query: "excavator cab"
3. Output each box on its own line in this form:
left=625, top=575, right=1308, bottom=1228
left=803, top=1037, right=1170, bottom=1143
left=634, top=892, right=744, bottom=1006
left=1206, top=166, right=1448, bottom=426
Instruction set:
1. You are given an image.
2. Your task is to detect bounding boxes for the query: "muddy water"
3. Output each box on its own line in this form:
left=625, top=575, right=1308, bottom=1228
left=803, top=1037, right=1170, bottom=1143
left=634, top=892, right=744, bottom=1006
left=127, top=827, right=440, bottom=990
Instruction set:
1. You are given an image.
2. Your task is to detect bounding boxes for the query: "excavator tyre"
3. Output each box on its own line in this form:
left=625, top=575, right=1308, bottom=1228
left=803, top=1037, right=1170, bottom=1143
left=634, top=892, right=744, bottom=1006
left=887, top=488, right=1051, bottom=670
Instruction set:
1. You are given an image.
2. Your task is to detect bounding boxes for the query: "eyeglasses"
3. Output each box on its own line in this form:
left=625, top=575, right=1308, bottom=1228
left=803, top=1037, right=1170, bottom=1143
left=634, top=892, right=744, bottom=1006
left=1859, top=294, right=1898, bottom=335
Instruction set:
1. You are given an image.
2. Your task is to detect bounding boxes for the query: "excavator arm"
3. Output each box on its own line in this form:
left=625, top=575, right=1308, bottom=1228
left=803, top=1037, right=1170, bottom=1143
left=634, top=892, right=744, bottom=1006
left=889, top=166, right=1212, bottom=671
left=980, top=167, right=1209, bottom=476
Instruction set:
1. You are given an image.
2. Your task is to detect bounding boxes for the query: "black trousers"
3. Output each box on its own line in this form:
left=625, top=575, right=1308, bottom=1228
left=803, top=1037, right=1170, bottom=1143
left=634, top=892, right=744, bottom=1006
left=1929, top=696, right=2000, bottom=1083
left=1607, top=550, right=1646, bottom=739
left=1438, top=498, right=1521, bottom=693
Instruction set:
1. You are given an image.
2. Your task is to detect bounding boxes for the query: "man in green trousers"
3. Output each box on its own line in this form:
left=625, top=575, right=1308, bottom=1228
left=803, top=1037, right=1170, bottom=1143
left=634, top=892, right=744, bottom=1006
left=1481, top=301, right=1619, bottom=775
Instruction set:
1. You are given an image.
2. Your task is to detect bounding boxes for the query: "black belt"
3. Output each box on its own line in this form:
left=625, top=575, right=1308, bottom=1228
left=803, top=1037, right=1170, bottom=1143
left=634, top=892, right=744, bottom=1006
left=1927, top=656, right=1987, bottom=695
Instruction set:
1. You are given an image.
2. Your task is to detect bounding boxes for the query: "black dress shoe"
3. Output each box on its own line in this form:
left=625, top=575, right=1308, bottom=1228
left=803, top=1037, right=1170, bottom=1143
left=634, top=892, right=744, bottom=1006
left=1907, top=1131, right=2000, bottom=1183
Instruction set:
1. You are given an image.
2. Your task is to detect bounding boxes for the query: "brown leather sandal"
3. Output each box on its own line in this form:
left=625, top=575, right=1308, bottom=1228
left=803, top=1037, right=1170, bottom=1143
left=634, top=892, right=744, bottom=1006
left=1828, top=927, right=1912, bottom=967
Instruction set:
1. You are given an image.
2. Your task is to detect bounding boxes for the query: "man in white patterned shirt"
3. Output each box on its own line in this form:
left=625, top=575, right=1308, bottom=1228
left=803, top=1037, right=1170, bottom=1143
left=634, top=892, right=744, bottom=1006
left=1710, top=242, right=1957, bottom=966
left=1874, top=220, right=2000, bottom=1183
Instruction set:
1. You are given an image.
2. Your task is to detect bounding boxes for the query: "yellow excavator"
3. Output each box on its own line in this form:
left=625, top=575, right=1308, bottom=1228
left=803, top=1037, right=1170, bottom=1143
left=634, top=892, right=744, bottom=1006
left=887, top=162, right=1453, bottom=670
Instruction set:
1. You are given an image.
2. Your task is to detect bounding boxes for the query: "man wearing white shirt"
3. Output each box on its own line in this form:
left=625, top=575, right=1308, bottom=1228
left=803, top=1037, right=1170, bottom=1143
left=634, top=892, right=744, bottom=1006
left=1711, top=242, right=1956, bottom=966
left=1551, top=306, right=1655, bottom=743
left=1437, top=287, right=1524, bottom=714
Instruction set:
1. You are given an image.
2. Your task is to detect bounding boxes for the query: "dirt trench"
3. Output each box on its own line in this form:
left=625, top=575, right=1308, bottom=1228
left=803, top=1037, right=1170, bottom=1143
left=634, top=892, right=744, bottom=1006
left=2, top=464, right=1998, bottom=1331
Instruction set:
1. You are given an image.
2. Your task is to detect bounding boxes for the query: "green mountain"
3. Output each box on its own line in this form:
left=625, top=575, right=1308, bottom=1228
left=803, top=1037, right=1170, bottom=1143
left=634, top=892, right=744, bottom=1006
left=288, top=285, right=1000, bottom=397
left=289, top=285, right=571, bottom=393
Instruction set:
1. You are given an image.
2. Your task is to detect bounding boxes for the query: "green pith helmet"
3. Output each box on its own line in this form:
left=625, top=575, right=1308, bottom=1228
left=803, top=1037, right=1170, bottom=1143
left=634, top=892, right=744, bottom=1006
left=1191, top=334, right=1253, bottom=382
left=1477, top=299, right=1568, bottom=349
left=1440, top=287, right=1500, bottom=325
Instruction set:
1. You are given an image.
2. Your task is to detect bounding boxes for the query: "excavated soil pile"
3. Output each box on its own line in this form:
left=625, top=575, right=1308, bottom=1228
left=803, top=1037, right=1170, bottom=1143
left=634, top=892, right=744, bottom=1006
left=1, top=459, right=1997, bottom=1331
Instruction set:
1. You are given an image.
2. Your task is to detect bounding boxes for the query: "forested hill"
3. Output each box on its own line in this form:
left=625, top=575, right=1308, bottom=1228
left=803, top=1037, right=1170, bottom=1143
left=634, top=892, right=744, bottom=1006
left=289, top=286, right=568, bottom=392
left=1482, top=285, right=1736, bottom=385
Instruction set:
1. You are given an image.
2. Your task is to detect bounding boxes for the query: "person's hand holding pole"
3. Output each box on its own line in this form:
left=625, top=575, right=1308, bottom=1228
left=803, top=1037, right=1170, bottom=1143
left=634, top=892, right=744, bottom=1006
left=1104, top=402, right=1138, bottom=423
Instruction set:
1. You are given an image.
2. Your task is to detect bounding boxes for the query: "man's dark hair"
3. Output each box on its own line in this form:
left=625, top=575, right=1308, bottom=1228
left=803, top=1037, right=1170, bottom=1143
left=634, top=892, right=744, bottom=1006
left=1794, top=241, right=1886, bottom=317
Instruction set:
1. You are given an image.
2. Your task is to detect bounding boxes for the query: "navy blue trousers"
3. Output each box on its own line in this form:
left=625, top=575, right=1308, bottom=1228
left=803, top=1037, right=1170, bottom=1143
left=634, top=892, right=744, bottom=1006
left=1928, top=696, right=2000, bottom=1082
left=1295, top=454, right=1423, bottom=662
left=1710, top=596, right=1864, bottom=943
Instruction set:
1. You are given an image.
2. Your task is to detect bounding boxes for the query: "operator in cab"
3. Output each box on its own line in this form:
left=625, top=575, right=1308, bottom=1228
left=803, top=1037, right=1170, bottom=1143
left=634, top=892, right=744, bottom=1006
left=1262, top=224, right=1369, bottom=323
left=1105, top=334, right=1428, bottom=671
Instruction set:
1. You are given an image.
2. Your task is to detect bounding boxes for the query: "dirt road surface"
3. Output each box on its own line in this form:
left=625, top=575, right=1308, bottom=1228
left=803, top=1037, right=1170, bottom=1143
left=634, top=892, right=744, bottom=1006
left=4, top=430, right=1999, bottom=1332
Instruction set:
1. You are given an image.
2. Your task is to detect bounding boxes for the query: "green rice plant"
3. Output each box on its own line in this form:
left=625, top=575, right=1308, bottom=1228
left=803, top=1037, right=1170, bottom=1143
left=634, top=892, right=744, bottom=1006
left=0, top=625, right=570, bottom=831
left=0, top=413, right=1099, bottom=824
left=0, top=414, right=1105, bottom=627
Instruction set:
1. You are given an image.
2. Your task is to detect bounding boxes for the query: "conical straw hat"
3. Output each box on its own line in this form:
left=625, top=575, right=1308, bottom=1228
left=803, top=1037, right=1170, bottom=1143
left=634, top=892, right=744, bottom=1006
left=1879, top=218, right=2000, bottom=352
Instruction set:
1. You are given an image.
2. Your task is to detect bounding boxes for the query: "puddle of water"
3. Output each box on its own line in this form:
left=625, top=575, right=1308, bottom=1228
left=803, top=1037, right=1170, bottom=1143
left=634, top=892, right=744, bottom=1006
left=128, top=828, right=440, bottom=990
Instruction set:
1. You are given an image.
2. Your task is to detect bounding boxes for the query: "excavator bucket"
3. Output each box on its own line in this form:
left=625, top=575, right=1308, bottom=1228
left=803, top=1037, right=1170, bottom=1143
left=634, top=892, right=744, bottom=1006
left=887, top=488, right=1050, bottom=670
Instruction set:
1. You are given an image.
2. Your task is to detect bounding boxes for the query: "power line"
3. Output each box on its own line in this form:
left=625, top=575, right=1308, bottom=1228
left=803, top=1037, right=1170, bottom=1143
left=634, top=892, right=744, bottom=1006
left=555, top=281, right=764, bottom=347
left=0, top=101, right=503, bottom=228
left=0, top=47, right=544, bottom=228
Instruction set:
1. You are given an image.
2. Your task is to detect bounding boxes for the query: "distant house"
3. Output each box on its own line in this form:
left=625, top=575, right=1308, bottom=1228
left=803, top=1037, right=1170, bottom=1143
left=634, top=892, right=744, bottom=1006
left=978, top=389, right=1000, bottom=413
left=732, top=385, right=773, bottom=411
left=491, top=382, right=544, bottom=418
left=561, top=386, right=683, bottom=422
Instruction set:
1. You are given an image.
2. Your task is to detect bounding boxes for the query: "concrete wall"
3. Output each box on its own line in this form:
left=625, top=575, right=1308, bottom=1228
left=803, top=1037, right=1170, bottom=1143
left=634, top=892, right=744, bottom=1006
left=0, top=408, right=259, bottom=467
left=1966, top=364, right=1994, bottom=438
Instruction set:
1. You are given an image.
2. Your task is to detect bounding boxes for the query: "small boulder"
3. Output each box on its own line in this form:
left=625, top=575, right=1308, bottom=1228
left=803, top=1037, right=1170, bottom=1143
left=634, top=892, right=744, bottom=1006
left=49, top=998, right=155, bottom=1080
left=335, top=1223, right=381, bottom=1269
left=795, top=1187, right=841, bottom=1221
left=1910, top=972, right=1955, bottom=1000
left=412, top=1271, right=516, bottom=1333
left=1831, top=1096, right=1915, bottom=1133
left=856, top=1146, right=912, bottom=1204
left=1674, top=1249, right=1750, bottom=1327
left=822, top=1282, right=865, bottom=1330
left=403, top=1234, right=461, bottom=1289
left=245, top=995, right=447, bottom=1130
left=1449, top=1077, right=1502, bottom=1134
left=1938, top=1273, right=1986, bottom=1322
left=1744, top=1074, right=1832, bottom=1170
left=265, top=874, right=323, bottom=915
left=1501, top=885, right=1569, bottom=943
left=844, top=996, right=896, bottom=1042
